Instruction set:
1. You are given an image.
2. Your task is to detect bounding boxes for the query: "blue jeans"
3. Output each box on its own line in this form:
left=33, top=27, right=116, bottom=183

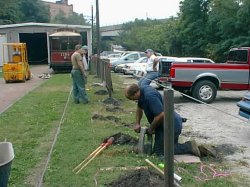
left=153, top=123, right=193, bottom=156
left=71, top=69, right=89, bottom=103
left=138, top=71, right=159, bottom=87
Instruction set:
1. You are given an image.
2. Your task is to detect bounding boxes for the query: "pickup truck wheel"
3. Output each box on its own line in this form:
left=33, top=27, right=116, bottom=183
left=192, top=80, right=217, bottom=103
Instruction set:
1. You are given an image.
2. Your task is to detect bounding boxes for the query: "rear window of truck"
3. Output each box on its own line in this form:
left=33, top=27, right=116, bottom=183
left=228, top=50, right=248, bottom=63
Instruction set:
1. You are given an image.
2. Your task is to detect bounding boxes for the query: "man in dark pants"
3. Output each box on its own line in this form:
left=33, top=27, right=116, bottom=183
left=125, top=83, right=201, bottom=157
left=71, top=44, right=89, bottom=104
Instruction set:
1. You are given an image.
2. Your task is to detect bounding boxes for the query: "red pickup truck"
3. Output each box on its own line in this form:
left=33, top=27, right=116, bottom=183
left=167, top=47, right=250, bottom=103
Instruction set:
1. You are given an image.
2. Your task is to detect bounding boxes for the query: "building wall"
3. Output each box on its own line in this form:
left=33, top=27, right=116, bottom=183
left=43, top=0, right=73, bottom=20
left=0, top=24, right=92, bottom=66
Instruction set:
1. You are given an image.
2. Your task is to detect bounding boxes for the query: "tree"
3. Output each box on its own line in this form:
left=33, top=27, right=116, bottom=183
left=0, top=0, right=50, bottom=24
left=206, top=0, right=242, bottom=62
left=116, top=19, right=165, bottom=52
left=52, top=10, right=67, bottom=24
left=0, top=0, right=21, bottom=24
left=178, top=0, right=211, bottom=56
left=19, top=0, right=50, bottom=23
left=51, top=11, right=88, bottom=25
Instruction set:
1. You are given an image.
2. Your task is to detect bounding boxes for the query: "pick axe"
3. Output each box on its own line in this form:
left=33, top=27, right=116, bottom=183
left=73, top=137, right=114, bottom=174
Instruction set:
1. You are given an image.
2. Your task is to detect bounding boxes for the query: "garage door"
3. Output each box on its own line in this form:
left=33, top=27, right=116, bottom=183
left=19, top=33, right=48, bottom=65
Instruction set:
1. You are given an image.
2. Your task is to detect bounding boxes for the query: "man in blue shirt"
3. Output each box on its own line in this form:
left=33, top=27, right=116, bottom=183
left=125, top=83, right=201, bottom=156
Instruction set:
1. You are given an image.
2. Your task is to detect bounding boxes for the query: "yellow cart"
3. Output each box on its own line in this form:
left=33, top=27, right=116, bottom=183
left=2, top=43, right=31, bottom=83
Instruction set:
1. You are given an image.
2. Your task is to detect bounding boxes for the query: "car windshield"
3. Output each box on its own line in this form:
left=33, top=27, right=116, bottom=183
left=120, top=53, right=138, bottom=60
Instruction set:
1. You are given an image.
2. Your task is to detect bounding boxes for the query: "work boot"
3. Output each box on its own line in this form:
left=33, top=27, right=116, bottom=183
left=189, top=140, right=201, bottom=157
left=198, top=144, right=217, bottom=157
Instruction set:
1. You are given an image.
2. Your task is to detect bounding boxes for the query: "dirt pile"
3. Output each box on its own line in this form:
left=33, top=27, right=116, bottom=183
left=103, top=97, right=122, bottom=106
left=107, top=169, right=164, bottom=187
left=92, top=114, right=120, bottom=123
left=105, top=132, right=138, bottom=146
left=106, top=106, right=124, bottom=112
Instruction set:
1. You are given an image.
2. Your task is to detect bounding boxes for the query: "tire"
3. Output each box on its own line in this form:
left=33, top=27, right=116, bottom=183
left=27, top=69, right=31, bottom=80
left=192, top=80, right=217, bottom=103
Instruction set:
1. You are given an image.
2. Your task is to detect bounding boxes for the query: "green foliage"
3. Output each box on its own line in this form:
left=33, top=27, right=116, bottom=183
left=51, top=11, right=88, bottom=25
left=0, top=0, right=21, bottom=24
left=115, top=0, right=250, bottom=62
left=18, top=0, right=50, bottom=23
left=0, top=0, right=50, bottom=24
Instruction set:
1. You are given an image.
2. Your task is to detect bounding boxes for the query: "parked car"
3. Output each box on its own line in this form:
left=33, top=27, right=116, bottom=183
left=107, top=53, right=122, bottom=63
left=111, top=52, right=146, bottom=72
left=121, top=57, right=148, bottom=75
left=167, top=47, right=250, bottom=103
left=237, top=92, right=250, bottom=120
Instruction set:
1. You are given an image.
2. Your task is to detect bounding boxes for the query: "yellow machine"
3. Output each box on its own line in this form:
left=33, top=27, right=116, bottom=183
left=2, top=43, right=31, bottom=83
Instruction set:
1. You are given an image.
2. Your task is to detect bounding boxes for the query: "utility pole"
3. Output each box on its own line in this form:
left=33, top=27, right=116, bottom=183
left=96, top=0, right=101, bottom=56
left=91, top=5, right=94, bottom=54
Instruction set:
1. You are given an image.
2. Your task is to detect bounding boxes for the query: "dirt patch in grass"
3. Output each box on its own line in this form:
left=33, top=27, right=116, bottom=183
left=92, top=113, right=120, bottom=123
left=105, top=132, right=138, bottom=146
left=215, top=144, right=240, bottom=157
left=91, top=113, right=133, bottom=128
left=103, top=97, right=122, bottom=106
left=95, top=89, right=108, bottom=95
left=106, top=106, right=124, bottom=112
left=107, top=169, right=164, bottom=187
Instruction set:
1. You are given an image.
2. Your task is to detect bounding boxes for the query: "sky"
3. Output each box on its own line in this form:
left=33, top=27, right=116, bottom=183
left=44, top=0, right=181, bottom=26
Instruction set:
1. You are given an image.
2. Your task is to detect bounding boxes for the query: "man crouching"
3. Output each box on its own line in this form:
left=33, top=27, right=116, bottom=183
left=125, top=83, right=201, bottom=157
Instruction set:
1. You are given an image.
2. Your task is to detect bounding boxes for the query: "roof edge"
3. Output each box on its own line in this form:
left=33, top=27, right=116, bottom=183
left=0, top=22, right=91, bottom=29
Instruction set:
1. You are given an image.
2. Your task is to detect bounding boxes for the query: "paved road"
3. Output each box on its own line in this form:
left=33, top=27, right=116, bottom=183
left=0, top=65, right=52, bottom=114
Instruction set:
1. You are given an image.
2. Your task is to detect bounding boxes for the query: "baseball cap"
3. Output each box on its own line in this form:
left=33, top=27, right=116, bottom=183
left=145, top=49, right=154, bottom=53
left=81, top=45, right=88, bottom=50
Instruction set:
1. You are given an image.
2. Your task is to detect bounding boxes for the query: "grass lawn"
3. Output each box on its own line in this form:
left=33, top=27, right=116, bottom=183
left=0, top=73, right=247, bottom=186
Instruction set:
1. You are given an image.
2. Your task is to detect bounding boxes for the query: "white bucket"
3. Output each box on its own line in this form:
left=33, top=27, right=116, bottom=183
left=0, top=142, right=14, bottom=167
left=0, top=142, right=14, bottom=187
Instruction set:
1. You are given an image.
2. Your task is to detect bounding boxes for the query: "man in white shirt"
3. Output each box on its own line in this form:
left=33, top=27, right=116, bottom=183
left=81, top=45, right=89, bottom=70
left=138, top=49, right=159, bottom=87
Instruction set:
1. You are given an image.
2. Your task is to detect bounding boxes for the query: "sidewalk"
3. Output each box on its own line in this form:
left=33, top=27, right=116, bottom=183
left=0, top=65, right=52, bottom=114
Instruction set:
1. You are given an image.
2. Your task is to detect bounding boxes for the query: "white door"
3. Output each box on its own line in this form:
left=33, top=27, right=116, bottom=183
left=0, top=34, right=8, bottom=67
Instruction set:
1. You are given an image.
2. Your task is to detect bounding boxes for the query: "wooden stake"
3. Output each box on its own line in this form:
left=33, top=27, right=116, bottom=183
left=145, top=159, right=164, bottom=175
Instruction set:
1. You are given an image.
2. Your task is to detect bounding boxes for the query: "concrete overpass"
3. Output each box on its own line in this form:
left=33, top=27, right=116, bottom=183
left=100, top=24, right=123, bottom=38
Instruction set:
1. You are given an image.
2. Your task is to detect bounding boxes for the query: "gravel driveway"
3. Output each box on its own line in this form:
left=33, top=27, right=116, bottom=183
left=173, top=90, right=250, bottom=178
left=0, top=65, right=52, bottom=114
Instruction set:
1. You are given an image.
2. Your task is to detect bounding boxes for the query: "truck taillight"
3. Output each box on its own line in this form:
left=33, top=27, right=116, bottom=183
left=170, top=68, right=175, bottom=78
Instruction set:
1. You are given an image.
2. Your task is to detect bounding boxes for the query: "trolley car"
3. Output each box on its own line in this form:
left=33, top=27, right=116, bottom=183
left=49, top=30, right=82, bottom=71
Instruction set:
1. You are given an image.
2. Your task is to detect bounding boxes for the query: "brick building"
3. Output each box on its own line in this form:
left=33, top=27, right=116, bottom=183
left=43, top=0, right=73, bottom=20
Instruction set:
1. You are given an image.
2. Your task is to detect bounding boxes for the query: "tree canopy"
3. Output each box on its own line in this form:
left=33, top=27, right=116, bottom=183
left=0, top=0, right=50, bottom=24
left=51, top=11, right=88, bottom=25
left=114, top=0, right=250, bottom=62
left=0, top=0, right=87, bottom=25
